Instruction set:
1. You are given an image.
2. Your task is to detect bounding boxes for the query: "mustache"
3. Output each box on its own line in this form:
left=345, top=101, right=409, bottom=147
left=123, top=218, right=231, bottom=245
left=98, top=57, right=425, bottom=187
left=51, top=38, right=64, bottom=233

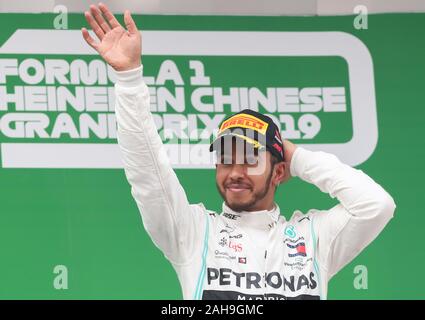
left=225, top=182, right=252, bottom=189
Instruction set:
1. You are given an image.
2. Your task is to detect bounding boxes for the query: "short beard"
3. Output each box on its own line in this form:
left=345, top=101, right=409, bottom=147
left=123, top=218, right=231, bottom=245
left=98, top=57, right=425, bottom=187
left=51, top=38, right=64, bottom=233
left=216, top=164, right=275, bottom=212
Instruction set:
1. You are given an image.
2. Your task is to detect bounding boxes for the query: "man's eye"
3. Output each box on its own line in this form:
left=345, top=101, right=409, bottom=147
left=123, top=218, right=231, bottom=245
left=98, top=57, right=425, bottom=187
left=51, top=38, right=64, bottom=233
left=245, top=156, right=258, bottom=165
left=220, top=156, right=233, bottom=164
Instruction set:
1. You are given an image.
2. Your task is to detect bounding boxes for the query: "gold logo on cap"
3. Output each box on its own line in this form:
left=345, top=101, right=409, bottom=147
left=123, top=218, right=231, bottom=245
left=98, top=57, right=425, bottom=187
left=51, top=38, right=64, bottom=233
left=219, top=113, right=269, bottom=135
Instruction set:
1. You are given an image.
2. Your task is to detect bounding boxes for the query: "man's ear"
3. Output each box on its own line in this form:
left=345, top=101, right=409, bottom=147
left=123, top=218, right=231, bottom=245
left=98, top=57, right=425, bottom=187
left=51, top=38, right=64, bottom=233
left=274, top=162, right=286, bottom=186
left=281, top=161, right=293, bottom=184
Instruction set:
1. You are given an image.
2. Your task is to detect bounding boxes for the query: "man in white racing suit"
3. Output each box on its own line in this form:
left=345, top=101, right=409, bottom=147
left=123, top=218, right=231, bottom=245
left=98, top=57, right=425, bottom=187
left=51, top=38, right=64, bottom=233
left=82, top=4, right=396, bottom=300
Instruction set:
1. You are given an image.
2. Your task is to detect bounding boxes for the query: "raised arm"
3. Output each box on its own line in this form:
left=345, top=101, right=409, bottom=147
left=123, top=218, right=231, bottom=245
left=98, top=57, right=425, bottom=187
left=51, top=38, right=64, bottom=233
left=288, top=145, right=396, bottom=279
left=82, top=3, right=205, bottom=264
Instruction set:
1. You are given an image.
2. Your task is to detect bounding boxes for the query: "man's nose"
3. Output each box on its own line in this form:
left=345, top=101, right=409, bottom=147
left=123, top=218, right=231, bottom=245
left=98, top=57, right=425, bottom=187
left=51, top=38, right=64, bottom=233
left=228, top=164, right=246, bottom=179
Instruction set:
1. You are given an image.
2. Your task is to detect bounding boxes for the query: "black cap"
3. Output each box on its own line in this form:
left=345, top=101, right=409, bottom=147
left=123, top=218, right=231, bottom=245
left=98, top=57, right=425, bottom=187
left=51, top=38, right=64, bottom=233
left=209, top=109, right=285, bottom=162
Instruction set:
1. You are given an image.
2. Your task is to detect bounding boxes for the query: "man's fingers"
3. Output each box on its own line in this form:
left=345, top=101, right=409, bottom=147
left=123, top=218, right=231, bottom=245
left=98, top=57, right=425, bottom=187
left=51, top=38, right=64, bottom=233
left=124, top=10, right=138, bottom=35
left=99, top=2, right=121, bottom=29
left=84, top=11, right=105, bottom=40
left=90, top=5, right=111, bottom=33
left=81, top=27, right=99, bottom=51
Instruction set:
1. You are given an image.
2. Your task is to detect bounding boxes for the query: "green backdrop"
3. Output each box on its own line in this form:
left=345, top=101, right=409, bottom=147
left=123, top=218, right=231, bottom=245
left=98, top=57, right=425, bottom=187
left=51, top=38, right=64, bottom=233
left=0, top=12, right=424, bottom=299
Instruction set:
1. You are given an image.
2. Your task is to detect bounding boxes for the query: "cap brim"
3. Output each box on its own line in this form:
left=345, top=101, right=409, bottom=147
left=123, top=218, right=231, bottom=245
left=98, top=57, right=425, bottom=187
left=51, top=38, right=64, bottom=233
left=209, top=132, right=266, bottom=152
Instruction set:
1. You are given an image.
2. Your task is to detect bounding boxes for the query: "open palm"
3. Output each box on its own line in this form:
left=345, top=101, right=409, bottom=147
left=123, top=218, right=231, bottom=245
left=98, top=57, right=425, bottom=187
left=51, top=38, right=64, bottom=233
left=82, top=3, right=141, bottom=71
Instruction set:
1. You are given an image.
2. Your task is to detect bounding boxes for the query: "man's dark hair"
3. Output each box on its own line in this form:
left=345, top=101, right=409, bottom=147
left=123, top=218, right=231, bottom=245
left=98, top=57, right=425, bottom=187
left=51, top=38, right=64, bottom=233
left=270, top=154, right=280, bottom=168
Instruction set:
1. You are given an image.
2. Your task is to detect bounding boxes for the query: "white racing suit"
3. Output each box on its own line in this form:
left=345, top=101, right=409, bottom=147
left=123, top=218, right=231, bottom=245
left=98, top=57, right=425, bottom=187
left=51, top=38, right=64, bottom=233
left=114, top=65, right=396, bottom=300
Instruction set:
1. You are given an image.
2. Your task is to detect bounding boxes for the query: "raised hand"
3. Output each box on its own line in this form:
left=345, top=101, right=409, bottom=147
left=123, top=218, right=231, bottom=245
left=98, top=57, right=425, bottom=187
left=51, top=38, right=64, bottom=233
left=81, top=3, right=141, bottom=71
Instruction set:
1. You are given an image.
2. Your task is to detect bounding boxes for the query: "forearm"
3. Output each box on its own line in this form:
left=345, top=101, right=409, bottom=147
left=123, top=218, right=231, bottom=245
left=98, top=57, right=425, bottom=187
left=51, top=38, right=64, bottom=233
left=115, top=66, right=174, bottom=198
left=114, top=66, right=199, bottom=263
left=290, top=147, right=396, bottom=219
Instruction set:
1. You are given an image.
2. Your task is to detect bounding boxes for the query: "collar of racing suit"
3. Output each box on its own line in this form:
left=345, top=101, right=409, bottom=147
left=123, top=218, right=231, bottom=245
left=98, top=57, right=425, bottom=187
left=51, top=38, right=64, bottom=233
left=221, top=202, right=284, bottom=230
